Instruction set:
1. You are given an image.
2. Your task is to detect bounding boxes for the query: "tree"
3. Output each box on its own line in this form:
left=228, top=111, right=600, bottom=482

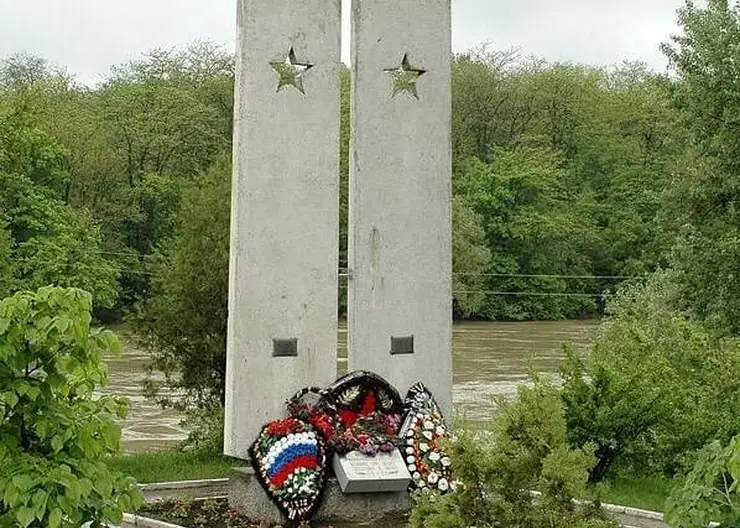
left=0, top=96, right=119, bottom=308
left=452, top=198, right=491, bottom=316
left=138, top=155, right=231, bottom=408
left=0, top=287, right=143, bottom=527
left=660, top=0, right=740, bottom=335
left=454, top=150, right=597, bottom=320
left=561, top=272, right=740, bottom=480
left=410, top=378, right=617, bottom=528
left=451, top=47, right=531, bottom=166
left=0, top=53, right=70, bottom=92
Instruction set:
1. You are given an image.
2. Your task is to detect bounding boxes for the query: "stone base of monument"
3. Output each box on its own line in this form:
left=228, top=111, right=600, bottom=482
left=229, top=467, right=412, bottom=525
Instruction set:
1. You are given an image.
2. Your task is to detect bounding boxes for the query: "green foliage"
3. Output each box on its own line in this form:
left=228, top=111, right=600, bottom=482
left=560, top=346, right=668, bottom=482
left=561, top=272, right=740, bottom=480
left=0, top=97, right=120, bottom=308
left=0, top=222, right=15, bottom=298
left=0, top=286, right=143, bottom=527
left=410, top=378, right=617, bottom=528
left=0, top=44, right=235, bottom=313
left=558, top=2, right=740, bottom=488
left=0, top=54, right=68, bottom=92
left=660, top=0, right=740, bottom=335
left=665, top=436, right=740, bottom=528
left=179, top=405, right=226, bottom=455
left=138, top=155, right=231, bottom=411
left=452, top=198, right=491, bottom=316
left=2, top=40, right=681, bottom=320
left=455, top=150, right=596, bottom=319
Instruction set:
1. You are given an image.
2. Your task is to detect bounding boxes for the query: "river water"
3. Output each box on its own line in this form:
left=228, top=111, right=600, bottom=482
left=105, top=320, right=599, bottom=452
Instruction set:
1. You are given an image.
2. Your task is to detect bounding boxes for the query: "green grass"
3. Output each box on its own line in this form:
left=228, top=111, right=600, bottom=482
left=106, top=450, right=238, bottom=484
left=585, top=474, right=679, bottom=513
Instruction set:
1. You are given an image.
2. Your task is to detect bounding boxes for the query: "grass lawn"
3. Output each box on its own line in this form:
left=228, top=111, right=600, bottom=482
left=585, top=474, right=678, bottom=513
left=106, top=450, right=238, bottom=484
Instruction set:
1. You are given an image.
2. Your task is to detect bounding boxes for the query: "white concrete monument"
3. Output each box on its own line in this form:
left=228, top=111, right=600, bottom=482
left=224, top=0, right=342, bottom=459
left=347, top=0, right=454, bottom=415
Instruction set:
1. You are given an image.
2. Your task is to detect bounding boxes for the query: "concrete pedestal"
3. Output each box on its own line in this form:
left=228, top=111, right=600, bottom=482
left=228, top=467, right=411, bottom=526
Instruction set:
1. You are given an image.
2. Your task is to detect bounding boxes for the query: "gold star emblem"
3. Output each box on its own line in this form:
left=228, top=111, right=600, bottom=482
left=270, top=47, right=313, bottom=94
left=384, top=54, right=427, bottom=100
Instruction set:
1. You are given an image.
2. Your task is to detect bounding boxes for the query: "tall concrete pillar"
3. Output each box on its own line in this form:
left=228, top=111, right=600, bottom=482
left=225, top=0, right=341, bottom=459
left=348, top=0, right=453, bottom=415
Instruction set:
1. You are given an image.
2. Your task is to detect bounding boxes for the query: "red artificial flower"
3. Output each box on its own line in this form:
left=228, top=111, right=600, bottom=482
left=266, top=417, right=303, bottom=437
left=309, top=414, right=334, bottom=439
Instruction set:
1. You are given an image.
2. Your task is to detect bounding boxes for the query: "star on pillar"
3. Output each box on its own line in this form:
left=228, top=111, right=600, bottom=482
left=384, top=53, right=427, bottom=100
left=270, top=47, right=313, bottom=94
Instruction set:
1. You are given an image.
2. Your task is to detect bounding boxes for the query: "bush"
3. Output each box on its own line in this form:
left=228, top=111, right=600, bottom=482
left=0, top=287, right=143, bottom=527
left=560, top=346, right=668, bottom=482
left=561, top=272, right=740, bottom=480
left=665, top=436, right=740, bottom=528
left=180, top=404, right=225, bottom=455
left=410, top=377, right=617, bottom=528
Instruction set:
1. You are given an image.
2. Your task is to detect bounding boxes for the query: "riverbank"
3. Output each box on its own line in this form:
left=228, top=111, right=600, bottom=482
left=108, top=450, right=676, bottom=514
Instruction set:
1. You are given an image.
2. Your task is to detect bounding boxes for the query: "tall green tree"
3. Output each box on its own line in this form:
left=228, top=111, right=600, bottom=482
left=661, top=0, right=740, bottom=335
left=0, top=94, right=119, bottom=307
left=138, top=155, right=231, bottom=407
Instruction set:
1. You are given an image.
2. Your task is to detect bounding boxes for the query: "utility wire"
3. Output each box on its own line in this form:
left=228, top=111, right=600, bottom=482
left=453, top=272, right=638, bottom=280
left=453, top=290, right=610, bottom=298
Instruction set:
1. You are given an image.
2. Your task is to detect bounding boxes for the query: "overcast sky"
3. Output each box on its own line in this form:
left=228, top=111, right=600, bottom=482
left=0, top=0, right=686, bottom=86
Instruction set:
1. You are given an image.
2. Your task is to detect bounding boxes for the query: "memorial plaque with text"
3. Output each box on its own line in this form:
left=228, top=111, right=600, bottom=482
left=332, top=449, right=411, bottom=493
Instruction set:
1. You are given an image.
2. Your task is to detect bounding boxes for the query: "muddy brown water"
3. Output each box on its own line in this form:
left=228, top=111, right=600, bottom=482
left=104, top=320, right=599, bottom=453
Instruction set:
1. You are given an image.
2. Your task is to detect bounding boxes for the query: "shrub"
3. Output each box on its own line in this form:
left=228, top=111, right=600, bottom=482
left=665, top=436, right=740, bottom=528
left=410, top=377, right=617, bottom=528
left=560, top=346, right=669, bottom=482
left=561, top=272, right=740, bottom=479
left=0, top=286, right=143, bottom=527
left=180, top=404, right=225, bottom=455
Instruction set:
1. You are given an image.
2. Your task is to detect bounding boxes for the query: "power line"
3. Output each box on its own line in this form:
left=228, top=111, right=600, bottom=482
left=453, top=290, right=611, bottom=298
left=453, top=272, right=639, bottom=280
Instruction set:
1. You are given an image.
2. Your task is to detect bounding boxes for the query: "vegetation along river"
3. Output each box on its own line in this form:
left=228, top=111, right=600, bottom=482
left=105, top=320, right=599, bottom=452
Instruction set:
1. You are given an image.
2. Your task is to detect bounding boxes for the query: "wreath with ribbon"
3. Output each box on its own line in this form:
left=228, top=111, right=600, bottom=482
left=249, top=417, right=328, bottom=526
left=320, top=371, right=405, bottom=455
left=399, top=382, right=456, bottom=493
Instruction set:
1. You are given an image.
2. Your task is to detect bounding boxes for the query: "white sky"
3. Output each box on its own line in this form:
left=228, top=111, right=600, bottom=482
left=0, top=0, right=686, bottom=86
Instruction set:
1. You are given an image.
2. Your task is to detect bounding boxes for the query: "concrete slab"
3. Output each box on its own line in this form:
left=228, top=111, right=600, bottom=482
left=225, top=0, right=342, bottom=458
